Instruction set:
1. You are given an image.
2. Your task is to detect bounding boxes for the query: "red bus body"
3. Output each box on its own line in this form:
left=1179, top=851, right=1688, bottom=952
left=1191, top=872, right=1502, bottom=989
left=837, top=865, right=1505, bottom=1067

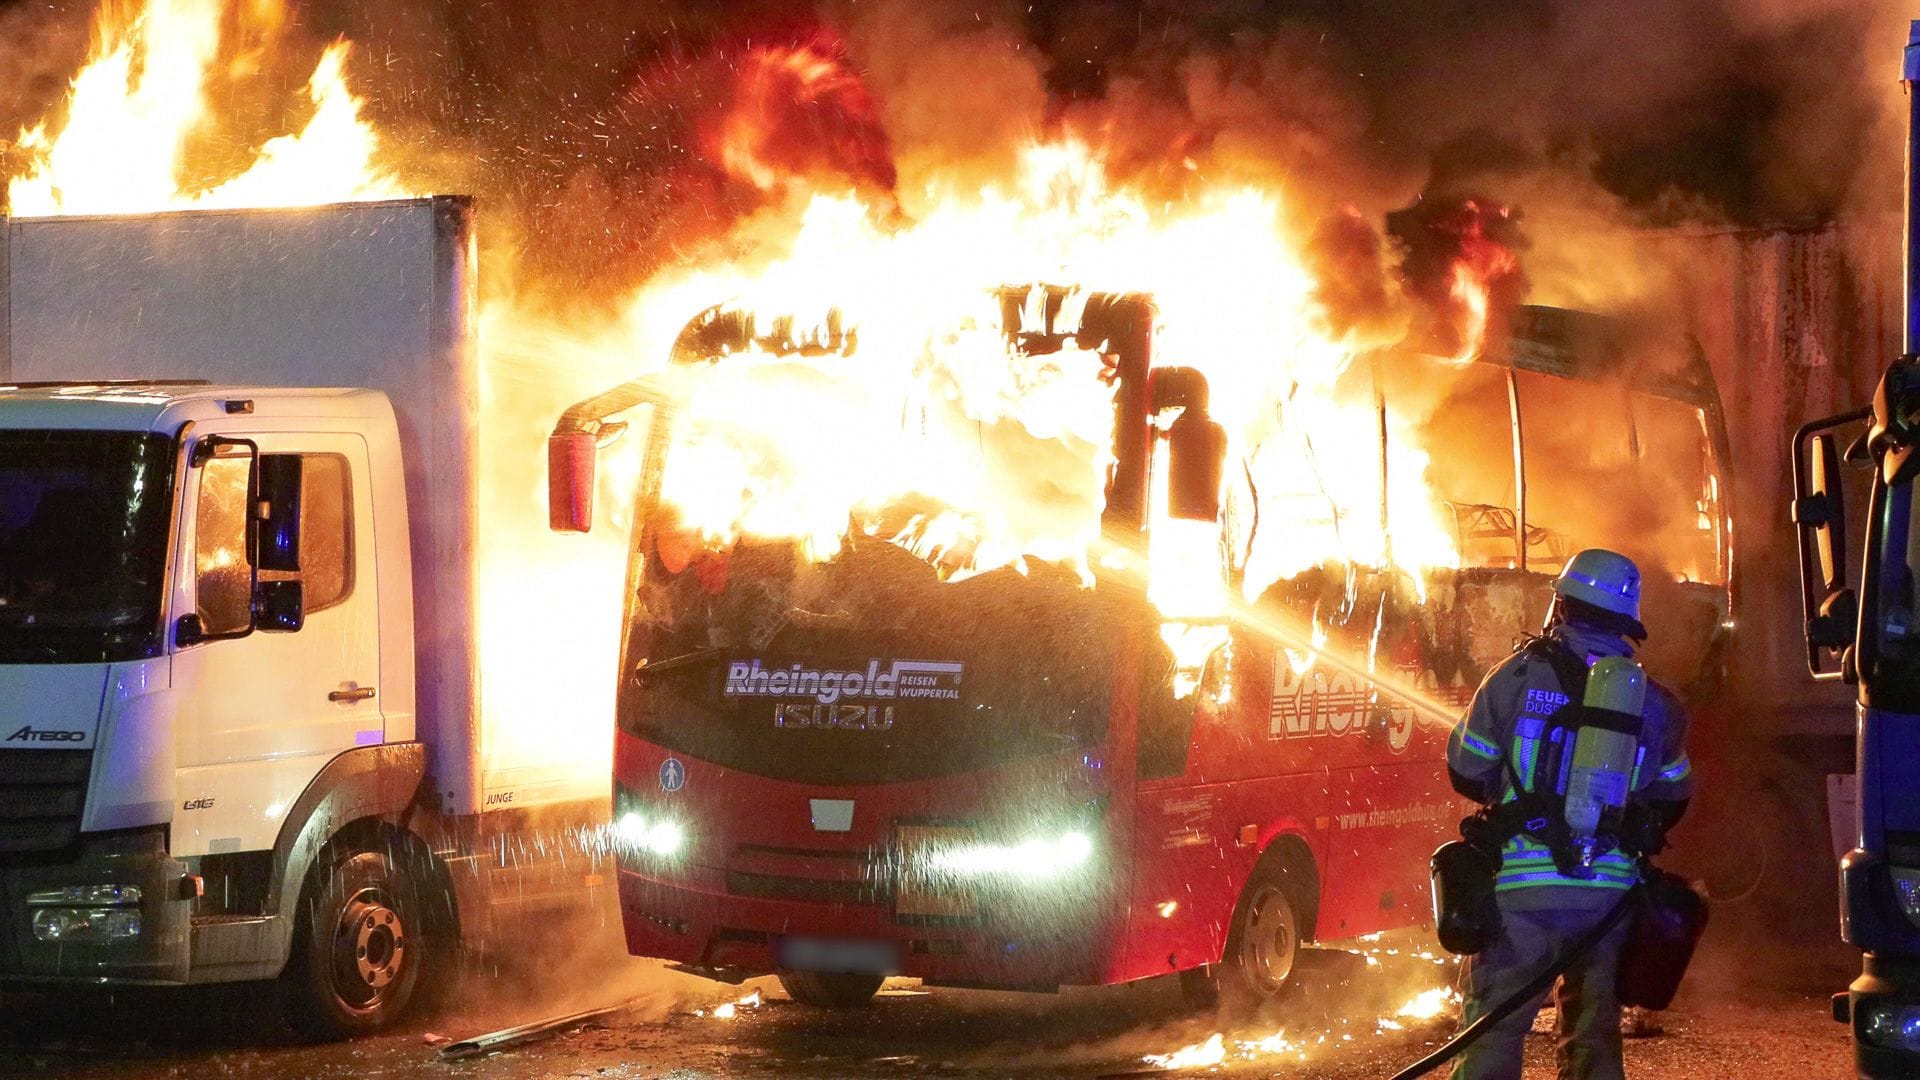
left=570, top=294, right=1732, bottom=994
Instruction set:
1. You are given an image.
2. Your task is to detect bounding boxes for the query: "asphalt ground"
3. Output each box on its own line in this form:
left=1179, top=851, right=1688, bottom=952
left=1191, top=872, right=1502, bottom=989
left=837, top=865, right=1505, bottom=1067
left=0, top=925, right=1855, bottom=1079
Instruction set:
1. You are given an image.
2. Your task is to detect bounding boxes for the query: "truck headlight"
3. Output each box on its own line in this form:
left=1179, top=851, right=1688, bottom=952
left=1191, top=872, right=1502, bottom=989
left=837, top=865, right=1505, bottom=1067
left=1862, top=1001, right=1920, bottom=1051
left=1891, top=868, right=1920, bottom=926
left=26, top=885, right=144, bottom=943
left=26, top=884, right=142, bottom=907
left=32, top=907, right=142, bottom=943
left=927, top=829, right=1095, bottom=882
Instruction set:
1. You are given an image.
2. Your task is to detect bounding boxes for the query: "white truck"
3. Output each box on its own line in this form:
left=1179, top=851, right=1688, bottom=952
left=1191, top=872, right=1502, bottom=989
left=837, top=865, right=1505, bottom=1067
left=0, top=197, right=612, bottom=1036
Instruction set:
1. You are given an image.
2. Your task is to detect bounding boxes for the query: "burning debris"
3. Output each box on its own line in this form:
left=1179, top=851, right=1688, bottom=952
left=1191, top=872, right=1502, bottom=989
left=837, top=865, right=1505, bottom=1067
left=694, top=989, right=764, bottom=1020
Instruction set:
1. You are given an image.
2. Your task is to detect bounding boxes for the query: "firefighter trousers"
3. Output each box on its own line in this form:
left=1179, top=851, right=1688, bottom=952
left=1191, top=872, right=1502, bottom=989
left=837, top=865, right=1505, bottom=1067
left=1448, top=902, right=1632, bottom=1080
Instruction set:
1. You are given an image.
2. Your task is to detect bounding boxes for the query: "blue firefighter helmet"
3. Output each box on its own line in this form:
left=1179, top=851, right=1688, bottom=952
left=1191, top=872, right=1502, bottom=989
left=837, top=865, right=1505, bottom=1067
left=1552, top=548, right=1642, bottom=622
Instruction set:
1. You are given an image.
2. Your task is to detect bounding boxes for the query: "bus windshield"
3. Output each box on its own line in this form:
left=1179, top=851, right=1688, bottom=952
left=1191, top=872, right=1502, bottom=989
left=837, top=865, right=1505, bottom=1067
left=619, top=532, right=1163, bottom=784
left=615, top=332, right=1177, bottom=784
left=0, top=430, right=176, bottom=664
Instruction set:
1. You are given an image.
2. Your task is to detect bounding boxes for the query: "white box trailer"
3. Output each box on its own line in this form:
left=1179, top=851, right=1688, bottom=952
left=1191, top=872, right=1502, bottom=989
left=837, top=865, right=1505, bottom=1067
left=0, top=197, right=610, bottom=1036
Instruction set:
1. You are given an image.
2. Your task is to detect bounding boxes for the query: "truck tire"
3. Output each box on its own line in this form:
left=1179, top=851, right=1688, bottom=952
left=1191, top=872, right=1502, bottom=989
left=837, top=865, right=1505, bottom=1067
left=777, top=970, right=885, bottom=1007
left=1182, top=853, right=1311, bottom=1014
left=281, top=844, right=429, bottom=1039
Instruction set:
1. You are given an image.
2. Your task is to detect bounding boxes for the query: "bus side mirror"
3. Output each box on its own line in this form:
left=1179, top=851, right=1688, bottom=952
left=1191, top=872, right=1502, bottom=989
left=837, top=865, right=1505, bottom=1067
left=549, top=431, right=597, bottom=533
left=1152, top=367, right=1227, bottom=523
left=1167, top=409, right=1227, bottom=522
left=256, top=455, right=302, bottom=574
left=1794, top=417, right=1866, bottom=680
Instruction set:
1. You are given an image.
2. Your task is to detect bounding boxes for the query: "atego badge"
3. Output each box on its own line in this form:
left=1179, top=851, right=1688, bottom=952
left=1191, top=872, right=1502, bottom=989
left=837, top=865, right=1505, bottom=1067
left=723, top=656, right=965, bottom=731
left=5, top=725, right=86, bottom=744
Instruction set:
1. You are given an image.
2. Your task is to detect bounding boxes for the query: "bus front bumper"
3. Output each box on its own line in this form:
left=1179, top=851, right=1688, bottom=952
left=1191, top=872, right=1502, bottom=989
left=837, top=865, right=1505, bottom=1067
left=616, top=864, right=1123, bottom=991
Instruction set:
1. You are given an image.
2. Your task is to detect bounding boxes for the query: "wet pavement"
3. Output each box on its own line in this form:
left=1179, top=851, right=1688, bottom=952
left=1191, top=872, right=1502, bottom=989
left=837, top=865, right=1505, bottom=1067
left=0, top=930, right=1854, bottom=1079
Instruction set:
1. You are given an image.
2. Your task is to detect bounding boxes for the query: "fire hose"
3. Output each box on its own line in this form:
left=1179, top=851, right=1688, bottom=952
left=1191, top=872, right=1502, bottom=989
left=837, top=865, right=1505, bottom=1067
left=1386, top=887, right=1638, bottom=1080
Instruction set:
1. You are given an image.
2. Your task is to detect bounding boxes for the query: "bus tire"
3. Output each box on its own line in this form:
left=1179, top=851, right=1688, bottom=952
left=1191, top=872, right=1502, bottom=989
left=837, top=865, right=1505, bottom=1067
left=280, top=843, right=430, bottom=1039
left=777, top=971, right=885, bottom=1007
left=1186, top=853, right=1311, bottom=1014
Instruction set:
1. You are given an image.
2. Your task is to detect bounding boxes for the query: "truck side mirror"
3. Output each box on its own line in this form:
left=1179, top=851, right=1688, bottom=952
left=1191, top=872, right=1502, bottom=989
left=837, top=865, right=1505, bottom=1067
left=1794, top=413, right=1869, bottom=679
left=549, top=431, right=597, bottom=534
left=256, top=455, right=303, bottom=574
left=255, top=580, right=305, bottom=633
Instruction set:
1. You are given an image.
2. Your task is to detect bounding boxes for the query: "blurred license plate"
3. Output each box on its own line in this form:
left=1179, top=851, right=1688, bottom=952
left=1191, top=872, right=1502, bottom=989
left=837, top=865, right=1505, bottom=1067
left=776, top=936, right=899, bottom=975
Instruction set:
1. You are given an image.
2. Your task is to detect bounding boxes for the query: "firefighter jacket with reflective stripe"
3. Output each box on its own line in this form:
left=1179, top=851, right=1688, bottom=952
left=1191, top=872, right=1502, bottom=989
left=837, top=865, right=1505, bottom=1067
left=1446, top=623, right=1694, bottom=905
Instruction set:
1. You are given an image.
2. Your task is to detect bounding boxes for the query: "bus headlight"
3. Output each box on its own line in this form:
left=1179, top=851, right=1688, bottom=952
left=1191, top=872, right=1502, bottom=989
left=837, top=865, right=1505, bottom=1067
left=928, top=829, right=1095, bottom=882
left=615, top=810, right=686, bottom=858
left=612, top=779, right=687, bottom=860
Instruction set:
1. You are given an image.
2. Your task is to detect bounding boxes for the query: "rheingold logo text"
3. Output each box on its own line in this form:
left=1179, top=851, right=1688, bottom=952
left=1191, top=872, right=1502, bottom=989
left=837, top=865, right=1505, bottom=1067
left=724, top=658, right=964, bottom=705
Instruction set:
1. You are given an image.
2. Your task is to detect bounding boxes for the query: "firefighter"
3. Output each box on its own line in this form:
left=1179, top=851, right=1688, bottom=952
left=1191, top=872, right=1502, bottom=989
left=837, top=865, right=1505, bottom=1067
left=1443, top=548, right=1694, bottom=1080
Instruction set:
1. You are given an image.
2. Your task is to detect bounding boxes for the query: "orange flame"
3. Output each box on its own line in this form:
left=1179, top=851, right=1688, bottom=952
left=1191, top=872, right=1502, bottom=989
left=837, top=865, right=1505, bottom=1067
left=712, top=40, right=896, bottom=196
left=1442, top=203, right=1522, bottom=363
left=631, top=142, right=1464, bottom=605
left=8, top=0, right=404, bottom=216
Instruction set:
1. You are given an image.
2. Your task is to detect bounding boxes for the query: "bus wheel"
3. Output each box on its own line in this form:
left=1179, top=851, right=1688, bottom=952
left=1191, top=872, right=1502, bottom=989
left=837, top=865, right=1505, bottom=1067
left=1189, top=856, right=1309, bottom=1013
left=777, top=971, right=885, bottom=1007
left=281, top=844, right=430, bottom=1039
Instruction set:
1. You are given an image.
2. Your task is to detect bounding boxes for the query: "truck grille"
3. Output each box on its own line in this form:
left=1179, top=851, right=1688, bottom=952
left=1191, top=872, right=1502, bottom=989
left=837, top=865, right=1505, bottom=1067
left=0, top=750, right=91, bottom=853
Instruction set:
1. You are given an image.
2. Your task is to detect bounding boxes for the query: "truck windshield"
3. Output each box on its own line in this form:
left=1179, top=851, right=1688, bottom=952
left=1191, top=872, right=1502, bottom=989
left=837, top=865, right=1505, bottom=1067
left=0, top=430, right=176, bottom=664
left=1869, top=473, right=1920, bottom=711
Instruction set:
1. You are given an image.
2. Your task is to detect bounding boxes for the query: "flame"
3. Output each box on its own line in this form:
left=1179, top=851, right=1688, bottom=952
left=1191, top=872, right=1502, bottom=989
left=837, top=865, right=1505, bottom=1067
left=191, top=43, right=399, bottom=210
left=1284, top=616, right=1332, bottom=676
left=626, top=139, right=1464, bottom=646
left=1144, top=1029, right=1311, bottom=1070
left=1144, top=1032, right=1228, bottom=1070
left=1396, top=986, right=1462, bottom=1020
left=1436, top=200, right=1522, bottom=364
left=8, top=0, right=404, bottom=216
left=715, top=41, right=893, bottom=195
left=703, top=988, right=764, bottom=1020
left=1142, top=983, right=1456, bottom=1070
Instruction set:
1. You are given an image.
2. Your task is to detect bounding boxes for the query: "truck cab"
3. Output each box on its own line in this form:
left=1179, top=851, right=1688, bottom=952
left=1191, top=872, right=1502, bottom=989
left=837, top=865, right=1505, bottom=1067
left=0, top=197, right=627, bottom=1037
left=0, top=381, right=438, bottom=1030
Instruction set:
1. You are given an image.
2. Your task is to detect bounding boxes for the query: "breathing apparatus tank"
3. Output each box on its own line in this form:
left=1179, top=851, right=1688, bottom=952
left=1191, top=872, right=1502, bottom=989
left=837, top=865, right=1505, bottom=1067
left=1563, top=656, right=1647, bottom=875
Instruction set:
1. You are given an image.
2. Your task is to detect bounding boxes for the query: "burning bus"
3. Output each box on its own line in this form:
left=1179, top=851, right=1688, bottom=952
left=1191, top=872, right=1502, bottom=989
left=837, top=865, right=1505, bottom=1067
left=550, top=286, right=1732, bottom=1009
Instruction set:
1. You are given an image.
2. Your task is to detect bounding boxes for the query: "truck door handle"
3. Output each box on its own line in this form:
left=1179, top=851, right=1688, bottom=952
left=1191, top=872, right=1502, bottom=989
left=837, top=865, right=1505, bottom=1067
left=329, top=686, right=376, bottom=703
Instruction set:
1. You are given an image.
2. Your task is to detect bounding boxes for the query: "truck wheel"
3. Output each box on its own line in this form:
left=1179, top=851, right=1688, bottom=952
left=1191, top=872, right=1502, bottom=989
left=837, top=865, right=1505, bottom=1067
left=281, top=845, right=428, bottom=1039
left=1183, top=855, right=1310, bottom=1014
left=777, top=970, right=885, bottom=1007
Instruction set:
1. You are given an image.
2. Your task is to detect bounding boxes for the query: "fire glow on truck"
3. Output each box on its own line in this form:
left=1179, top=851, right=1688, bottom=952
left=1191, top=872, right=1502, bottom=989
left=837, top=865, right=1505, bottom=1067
left=552, top=286, right=1732, bottom=1008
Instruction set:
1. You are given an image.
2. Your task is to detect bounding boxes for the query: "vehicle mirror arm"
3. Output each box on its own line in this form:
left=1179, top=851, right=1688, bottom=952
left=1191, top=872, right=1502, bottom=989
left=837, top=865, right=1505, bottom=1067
left=551, top=375, right=676, bottom=441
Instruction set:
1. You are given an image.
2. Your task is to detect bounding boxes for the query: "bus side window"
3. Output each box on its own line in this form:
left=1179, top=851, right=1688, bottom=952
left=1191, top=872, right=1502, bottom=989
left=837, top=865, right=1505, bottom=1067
left=1627, top=392, right=1725, bottom=585
left=1138, top=642, right=1199, bottom=780
left=1513, top=370, right=1635, bottom=572
left=1377, top=353, right=1519, bottom=569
